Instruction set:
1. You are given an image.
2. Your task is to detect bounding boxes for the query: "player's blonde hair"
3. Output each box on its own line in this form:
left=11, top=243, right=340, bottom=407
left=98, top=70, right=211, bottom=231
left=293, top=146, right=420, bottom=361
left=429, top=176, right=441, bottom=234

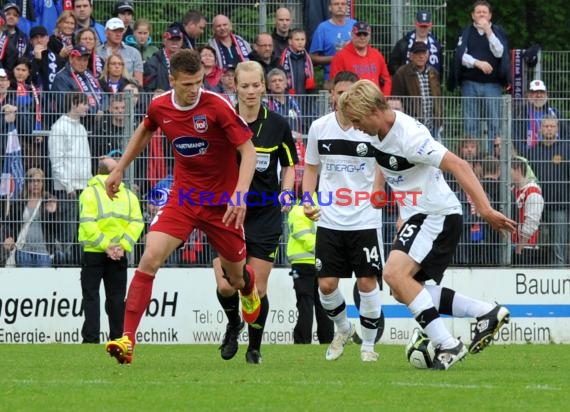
left=234, top=61, right=266, bottom=86
left=338, top=79, right=390, bottom=122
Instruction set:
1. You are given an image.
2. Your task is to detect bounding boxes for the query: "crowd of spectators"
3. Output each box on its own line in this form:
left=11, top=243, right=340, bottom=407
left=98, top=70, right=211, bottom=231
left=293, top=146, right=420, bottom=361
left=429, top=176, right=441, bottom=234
left=0, top=0, right=568, bottom=268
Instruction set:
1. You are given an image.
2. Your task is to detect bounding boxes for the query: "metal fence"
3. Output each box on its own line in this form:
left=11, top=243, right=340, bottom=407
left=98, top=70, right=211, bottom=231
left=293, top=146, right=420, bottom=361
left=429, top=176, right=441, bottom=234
left=92, top=0, right=305, bottom=45
left=1, top=90, right=569, bottom=268
left=90, top=0, right=445, bottom=55
left=2, top=0, right=569, bottom=268
left=88, top=0, right=570, bottom=96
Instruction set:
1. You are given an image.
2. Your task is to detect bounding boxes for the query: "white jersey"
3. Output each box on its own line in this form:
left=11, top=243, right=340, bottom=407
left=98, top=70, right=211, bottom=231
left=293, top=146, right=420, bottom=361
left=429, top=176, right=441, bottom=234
left=371, top=111, right=462, bottom=220
left=306, top=112, right=382, bottom=230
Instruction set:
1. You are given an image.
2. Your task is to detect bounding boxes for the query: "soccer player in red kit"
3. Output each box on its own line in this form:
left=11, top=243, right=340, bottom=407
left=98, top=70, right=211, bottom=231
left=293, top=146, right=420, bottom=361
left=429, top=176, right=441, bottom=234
left=104, top=49, right=260, bottom=364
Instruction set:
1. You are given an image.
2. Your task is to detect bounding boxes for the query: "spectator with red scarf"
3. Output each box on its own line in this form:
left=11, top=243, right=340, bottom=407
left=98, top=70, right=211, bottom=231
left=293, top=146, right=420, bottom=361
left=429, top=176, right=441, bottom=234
left=199, top=45, right=223, bottom=91
left=143, top=26, right=183, bottom=92
left=207, top=14, right=251, bottom=69
left=0, top=3, right=30, bottom=76
left=279, top=28, right=315, bottom=96
left=51, top=44, right=104, bottom=133
left=75, top=27, right=105, bottom=78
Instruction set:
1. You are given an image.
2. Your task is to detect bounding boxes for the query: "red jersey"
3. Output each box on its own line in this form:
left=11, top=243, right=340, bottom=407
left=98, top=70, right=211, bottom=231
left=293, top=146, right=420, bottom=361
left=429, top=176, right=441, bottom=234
left=144, top=89, right=252, bottom=205
left=512, top=183, right=543, bottom=246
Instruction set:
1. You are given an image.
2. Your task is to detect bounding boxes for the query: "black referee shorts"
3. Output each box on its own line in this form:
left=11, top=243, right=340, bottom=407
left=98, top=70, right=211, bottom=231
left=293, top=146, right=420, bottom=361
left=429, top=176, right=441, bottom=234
left=244, top=205, right=282, bottom=262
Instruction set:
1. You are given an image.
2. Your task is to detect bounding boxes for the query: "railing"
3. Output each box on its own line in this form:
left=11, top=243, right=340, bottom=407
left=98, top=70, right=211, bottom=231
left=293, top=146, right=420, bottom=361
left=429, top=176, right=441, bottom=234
left=90, top=0, right=445, bottom=54
left=1, top=90, right=568, bottom=268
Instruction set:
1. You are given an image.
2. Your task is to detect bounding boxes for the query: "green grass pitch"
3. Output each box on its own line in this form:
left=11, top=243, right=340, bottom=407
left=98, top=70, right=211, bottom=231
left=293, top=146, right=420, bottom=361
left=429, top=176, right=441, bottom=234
left=1, top=344, right=568, bottom=411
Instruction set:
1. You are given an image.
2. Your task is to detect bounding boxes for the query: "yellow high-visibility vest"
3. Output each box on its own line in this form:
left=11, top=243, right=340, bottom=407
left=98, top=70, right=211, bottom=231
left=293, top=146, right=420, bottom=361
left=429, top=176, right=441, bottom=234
left=78, top=175, right=144, bottom=253
left=286, top=200, right=316, bottom=265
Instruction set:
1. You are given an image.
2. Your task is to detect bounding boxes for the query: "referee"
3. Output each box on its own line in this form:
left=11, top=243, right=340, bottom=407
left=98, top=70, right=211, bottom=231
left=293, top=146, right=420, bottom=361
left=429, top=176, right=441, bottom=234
left=215, top=61, right=298, bottom=364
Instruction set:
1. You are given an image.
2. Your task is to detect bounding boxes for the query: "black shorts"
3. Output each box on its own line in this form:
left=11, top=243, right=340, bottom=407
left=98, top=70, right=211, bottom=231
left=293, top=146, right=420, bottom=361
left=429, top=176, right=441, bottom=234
left=315, top=227, right=383, bottom=278
left=244, top=205, right=282, bottom=262
left=392, top=213, right=462, bottom=284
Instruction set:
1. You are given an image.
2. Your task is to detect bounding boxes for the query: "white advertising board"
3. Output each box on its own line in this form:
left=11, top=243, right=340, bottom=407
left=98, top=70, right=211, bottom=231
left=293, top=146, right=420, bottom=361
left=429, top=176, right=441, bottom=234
left=1, top=268, right=569, bottom=344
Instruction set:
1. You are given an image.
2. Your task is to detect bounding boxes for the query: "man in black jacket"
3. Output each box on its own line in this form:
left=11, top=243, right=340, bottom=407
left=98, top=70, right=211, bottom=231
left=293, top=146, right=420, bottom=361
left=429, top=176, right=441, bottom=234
left=143, top=27, right=183, bottom=92
left=169, top=9, right=206, bottom=50
left=388, top=10, right=443, bottom=76
left=1, top=3, right=29, bottom=76
left=248, top=32, right=283, bottom=78
left=29, top=25, right=61, bottom=92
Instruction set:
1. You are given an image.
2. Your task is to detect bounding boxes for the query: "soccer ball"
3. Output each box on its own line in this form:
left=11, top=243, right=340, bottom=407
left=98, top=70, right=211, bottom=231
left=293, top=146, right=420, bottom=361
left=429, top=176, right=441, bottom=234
left=405, top=329, right=436, bottom=369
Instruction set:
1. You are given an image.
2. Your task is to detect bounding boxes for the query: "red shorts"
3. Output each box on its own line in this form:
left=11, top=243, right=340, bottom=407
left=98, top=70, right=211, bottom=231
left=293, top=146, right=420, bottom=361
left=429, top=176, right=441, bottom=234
left=149, top=203, right=246, bottom=262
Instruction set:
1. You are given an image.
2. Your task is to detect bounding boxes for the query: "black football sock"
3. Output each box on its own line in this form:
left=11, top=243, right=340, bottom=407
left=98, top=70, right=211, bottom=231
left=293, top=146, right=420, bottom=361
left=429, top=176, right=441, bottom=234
left=247, top=295, right=269, bottom=351
left=216, top=289, right=241, bottom=325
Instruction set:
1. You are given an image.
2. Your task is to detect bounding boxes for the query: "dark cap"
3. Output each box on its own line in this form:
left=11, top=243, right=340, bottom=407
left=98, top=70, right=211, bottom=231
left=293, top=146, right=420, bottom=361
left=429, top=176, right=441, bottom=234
left=113, top=1, right=134, bottom=16
left=352, top=21, right=371, bottom=35
left=410, top=41, right=429, bottom=54
left=415, top=10, right=432, bottom=26
left=163, top=26, right=183, bottom=40
left=70, top=44, right=90, bottom=57
left=3, top=2, right=20, bottom=15
left=29, top=25, right=48, bottom=38
left=223, top=64, right=236, bottom=74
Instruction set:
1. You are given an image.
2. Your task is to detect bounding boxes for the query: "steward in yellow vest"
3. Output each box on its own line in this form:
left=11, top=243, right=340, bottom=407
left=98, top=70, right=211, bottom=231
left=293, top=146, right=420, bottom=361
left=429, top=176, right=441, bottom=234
left=78, top=157, right=144, bottom=343
left=287, top=195, right=333, bottom=344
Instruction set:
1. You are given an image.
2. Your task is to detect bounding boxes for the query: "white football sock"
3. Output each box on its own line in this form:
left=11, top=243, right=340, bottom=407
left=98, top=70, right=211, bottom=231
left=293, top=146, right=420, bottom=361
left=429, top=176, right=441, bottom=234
left=319, top=288, right=351, bottom=334
left=409, top=288, right=457, bottom=349
left=358, top=285, right=381, bottom=351
left=425, top=284, right=494, bottom=318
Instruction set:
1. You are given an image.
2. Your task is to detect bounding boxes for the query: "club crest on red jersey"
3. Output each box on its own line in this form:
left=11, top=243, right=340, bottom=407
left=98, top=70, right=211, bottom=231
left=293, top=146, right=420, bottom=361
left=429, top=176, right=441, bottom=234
left=193, top=115, right=208, bottom=133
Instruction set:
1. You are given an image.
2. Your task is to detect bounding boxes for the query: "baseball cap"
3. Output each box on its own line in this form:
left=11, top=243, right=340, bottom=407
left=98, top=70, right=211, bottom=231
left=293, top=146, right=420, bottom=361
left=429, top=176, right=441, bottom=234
left=153, top=175, right=173, bottom=191
left=529, top=79, right=546, bottom=92
left=223, top=64, right=236, bottom=74
left=106, top=149, right=123, bottom=158
left=113, top=1, right=134, bottom=16
left=3, top=2, right=20, bottom=15
left=410, top=41, right=428, bottom=53
left=415, top=10, right=432, bottom=27
left=163, top=26, right=183, bottom=40
left=70, top=44, right=90, bottom=57
left=29, top=25, right=48, bottom=38
left=105, top=17, right=125, bottom=31
left=352, top=21, right=371, bottom=35
left=0, top=68, right=7, bottom=78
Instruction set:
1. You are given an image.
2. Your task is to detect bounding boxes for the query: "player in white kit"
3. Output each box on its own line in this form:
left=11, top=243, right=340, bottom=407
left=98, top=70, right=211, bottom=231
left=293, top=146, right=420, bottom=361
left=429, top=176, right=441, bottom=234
left=303, top=72, right=384, bottom=362
left=338, top=79, right=515, bottom=370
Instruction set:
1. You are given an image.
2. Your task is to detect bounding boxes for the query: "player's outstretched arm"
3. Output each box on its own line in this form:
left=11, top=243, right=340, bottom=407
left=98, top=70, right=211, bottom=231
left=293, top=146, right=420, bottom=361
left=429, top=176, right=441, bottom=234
left=224, top=139, right=256, bottom=229
left=105, top=123, right=153, bottom=199
left=439, top=151, right=516, bottom=233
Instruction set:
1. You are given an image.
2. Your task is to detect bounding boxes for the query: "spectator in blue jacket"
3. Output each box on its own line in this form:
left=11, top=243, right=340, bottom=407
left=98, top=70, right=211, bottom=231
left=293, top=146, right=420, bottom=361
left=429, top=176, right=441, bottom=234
left=73, top=0, right=105, bottom=44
